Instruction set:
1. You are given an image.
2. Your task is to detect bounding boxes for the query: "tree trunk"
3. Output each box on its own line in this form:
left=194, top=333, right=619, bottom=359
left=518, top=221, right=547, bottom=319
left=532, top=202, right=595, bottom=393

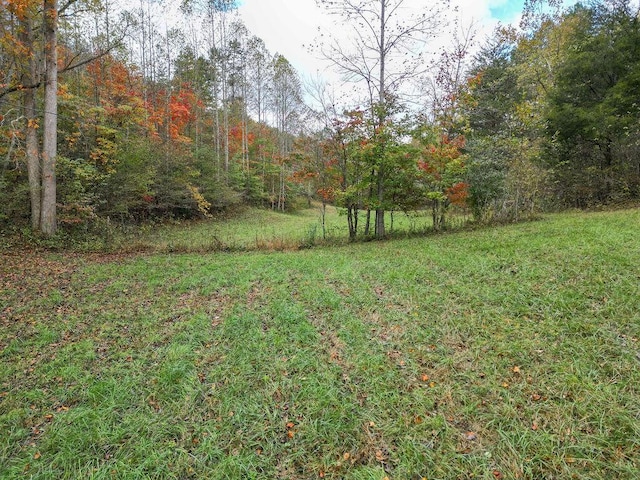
left=347, top=205, right=356, bottom=240
left=40, top=0, right=59, bottom=236
left=20, top=15, right=41, bottom=231
left=375, top=165, right=385, bottom=238
left=25, top=89, right=40, bottom=231
left=364, top=208, right=371, bottom=236
left=321, top=201, right=327, bottom=239
left=375, top=0, right=386, bottom=239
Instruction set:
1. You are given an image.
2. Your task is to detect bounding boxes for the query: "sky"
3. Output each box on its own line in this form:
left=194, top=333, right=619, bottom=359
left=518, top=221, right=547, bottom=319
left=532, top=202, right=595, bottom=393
left=237, top=0, right=526, bottom=85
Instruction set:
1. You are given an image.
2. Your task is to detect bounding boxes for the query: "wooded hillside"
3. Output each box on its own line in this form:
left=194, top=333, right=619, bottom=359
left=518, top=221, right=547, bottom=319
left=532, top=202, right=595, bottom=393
left=1, top=0, right=639, bottom=239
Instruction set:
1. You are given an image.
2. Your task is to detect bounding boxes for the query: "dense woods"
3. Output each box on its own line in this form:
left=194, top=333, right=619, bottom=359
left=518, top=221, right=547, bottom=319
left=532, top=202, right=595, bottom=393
left=1, top=0, right=639, bottom=239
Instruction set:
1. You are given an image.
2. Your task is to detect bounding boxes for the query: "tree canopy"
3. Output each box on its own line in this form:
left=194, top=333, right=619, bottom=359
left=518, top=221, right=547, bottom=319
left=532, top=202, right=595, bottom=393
left=1, top=0, right=639, bottom=239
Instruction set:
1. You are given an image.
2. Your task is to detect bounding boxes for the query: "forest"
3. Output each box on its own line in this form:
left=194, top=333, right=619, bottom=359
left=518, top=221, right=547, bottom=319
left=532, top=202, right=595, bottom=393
left=1, top=0, right=639, bottom=241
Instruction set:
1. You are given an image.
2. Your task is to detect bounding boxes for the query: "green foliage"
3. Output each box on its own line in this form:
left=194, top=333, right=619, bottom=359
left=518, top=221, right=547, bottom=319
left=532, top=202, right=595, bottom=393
left=466, top=137, right=508, bottom=219
left=0, top=167, right=29, bottom=228
left=98, top=140, right=155, bottom=220
left=546, top=1, right=640, bottom=206
left=3, top=0, right=640, bottom=239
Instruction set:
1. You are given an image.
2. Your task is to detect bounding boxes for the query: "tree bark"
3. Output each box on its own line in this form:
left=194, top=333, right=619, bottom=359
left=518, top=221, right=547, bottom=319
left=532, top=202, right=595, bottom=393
left=20, top=15, right=41, bottom=231
left=40, top=0, right=59, bottom=236
left=375, top=0, right=386, bottom=239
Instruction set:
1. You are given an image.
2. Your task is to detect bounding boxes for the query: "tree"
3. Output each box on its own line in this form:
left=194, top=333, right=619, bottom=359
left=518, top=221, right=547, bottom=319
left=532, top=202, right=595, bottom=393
left=39, top=0, right=59, bottom=235
left=462, top=20, right=554, bottom=221
left=317, top=0, right=447, bottom=238
left=269, top=54, right=303, bottom=211
left=1, top=0, right=129, bottom=234
left=546, top=0, right=640, bottom=206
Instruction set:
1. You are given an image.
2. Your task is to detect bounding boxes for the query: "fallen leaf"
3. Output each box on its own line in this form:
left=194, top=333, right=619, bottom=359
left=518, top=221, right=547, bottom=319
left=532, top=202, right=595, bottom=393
left=531, top=422, right=538, bottom=431
left=464, top=431, right=477, bottom=441
left=33, top=452, right=41, bottom=460
left=502, top=382, right=509, bottom=388
left=512, top=366, right=521, bottom=373
left=375, top=450, right=385, bottom=461
left=343, top=452, right=350, bottom=460
left=286, top=422, right=295, bottom=429
left=421, top=374, right=429, bottom=381
left=414, top=416, right=423, bottom=424
left=287, top=430, right=294, bottom=439
left=493, top=470, right=503, bottom=479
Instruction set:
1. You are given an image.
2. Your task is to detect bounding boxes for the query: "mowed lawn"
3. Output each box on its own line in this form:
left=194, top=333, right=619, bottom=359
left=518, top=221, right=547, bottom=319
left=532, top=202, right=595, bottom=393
left=1, top=209, right=639, bottom=479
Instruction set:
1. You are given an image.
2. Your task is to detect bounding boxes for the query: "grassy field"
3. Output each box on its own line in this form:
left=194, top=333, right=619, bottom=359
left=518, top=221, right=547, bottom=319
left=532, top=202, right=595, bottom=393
left=1, top=209, right=639, bottom=479
left=118, top=205, right=460, bottom=253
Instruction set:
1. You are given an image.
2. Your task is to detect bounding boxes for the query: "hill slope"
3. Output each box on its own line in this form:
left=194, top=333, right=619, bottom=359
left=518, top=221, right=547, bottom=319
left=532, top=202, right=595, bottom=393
left=1, top=209, right=639, bottom=479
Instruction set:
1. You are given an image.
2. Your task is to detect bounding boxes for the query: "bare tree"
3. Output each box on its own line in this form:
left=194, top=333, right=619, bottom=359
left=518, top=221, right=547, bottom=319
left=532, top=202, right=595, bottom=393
left=269, top=54, right=303, bottom=211
left=316, top=0, right=448, bottom=238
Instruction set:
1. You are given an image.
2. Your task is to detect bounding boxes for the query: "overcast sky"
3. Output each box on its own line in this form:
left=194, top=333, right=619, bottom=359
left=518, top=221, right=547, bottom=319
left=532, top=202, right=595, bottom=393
left=237, top=0, right=526, bottom=83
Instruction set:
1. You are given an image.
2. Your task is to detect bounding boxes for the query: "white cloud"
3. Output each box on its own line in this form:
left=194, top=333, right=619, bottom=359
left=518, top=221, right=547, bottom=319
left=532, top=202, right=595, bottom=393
left=238, top=0, right=327, bottom=77
left=238, top=0, right=522, bottom=79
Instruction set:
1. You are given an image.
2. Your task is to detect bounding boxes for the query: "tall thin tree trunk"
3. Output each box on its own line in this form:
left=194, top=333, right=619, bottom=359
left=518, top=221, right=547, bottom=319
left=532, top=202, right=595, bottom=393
left=375, top=0, right=386, bottom=239
left=25, top=88, right=40, bottom=231
left=364, top=208, right=371, bottom=236
left=375, top=165, right=385, bottom=237
left=41, top=0, right=58, bottom=236
left=220, top=13, right=230, bottom=177
left=20, top=15, right=41, bottom=230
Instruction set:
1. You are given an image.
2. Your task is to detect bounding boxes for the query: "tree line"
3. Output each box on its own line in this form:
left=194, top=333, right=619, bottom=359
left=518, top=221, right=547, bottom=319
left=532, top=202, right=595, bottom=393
left=1, top=0, right=639, bottom=240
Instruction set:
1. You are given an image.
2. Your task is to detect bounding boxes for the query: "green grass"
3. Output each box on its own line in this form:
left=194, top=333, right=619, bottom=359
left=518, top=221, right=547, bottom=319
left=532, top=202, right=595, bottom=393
left=130, top=205, right=450, bottom=252
left=1, top=209, right=639, bottom=479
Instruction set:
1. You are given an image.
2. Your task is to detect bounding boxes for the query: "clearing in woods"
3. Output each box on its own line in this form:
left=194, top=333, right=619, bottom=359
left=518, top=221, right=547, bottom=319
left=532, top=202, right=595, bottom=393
left=1, top=209, right=639, bottom=479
